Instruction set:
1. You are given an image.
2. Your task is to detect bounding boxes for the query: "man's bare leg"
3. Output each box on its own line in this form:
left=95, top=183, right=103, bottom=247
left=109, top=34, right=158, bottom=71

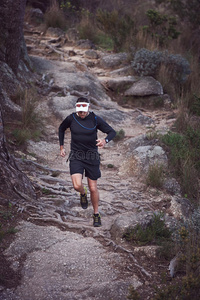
left=71, top=173, right=85, bottom=194
left=87, top=178, right=99, bottom=214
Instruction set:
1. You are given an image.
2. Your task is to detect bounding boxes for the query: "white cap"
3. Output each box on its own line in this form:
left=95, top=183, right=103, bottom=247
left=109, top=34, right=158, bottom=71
left=76, top=102, right=89, bottom=112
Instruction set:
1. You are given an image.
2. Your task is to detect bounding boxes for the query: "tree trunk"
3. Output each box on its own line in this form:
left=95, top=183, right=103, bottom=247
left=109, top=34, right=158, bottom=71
left=0, top=99, right=36, bottom=204
left=0, top=0, right=26, bottom=74
left=0, top=0, right=36, bottom=204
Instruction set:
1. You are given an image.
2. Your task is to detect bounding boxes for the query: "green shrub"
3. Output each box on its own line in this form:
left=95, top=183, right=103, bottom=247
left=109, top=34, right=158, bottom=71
left=123, top=212, right=171, bottom=246
left=146, top=163, right=164, bottom=188
left=95, top=32, right=114, bottom=51
left=107, top=164, right=114, bottom=168
left=10, top=88, right=42, bottom=145
left=160, top=128, right=200, bottom=201
left=189, top=94, right=200, bottom=116
left=18, top=88, right=41, bottom=129
left=161, top=131, right=187, bottom=171
left=96, top=9, right=135, bottom=52
left=145, top=9, right=180, bottom=47
left=113, top=129, right=125, bottom=141
left=78, top=9, right=96, bottom=41
left=12, top=129, right=31, bottom=145
left=153, top=276, right=200, bottom=300
left=0, top=211, right=12, bottom=220
left=132, top=48, right=164, bottom=76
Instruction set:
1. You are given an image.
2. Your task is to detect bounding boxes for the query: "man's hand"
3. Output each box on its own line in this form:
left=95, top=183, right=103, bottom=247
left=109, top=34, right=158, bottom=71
left=96, top=139, right=106, bottom=149
left=60, top=148, right=66, bottom=157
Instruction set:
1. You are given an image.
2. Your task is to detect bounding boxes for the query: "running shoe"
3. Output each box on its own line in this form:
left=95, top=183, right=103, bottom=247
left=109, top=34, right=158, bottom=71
left=93, top=213, right=101, bottom=227
left=80, top=187, right=88, bottom=209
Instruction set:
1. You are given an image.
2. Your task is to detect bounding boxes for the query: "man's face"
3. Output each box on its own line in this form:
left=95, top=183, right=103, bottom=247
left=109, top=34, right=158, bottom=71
left=76, top=102, right=89, bottom=118
left=77, top=111, right=88, bottom=118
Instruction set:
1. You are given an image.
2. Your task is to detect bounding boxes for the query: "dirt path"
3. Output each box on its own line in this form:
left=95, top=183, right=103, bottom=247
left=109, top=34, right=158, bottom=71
left=1, top=26, right=175, bottom=300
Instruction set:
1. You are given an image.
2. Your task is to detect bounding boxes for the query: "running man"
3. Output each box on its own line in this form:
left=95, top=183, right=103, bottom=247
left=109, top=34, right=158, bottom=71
left=59, top=97, right=116, bottom=227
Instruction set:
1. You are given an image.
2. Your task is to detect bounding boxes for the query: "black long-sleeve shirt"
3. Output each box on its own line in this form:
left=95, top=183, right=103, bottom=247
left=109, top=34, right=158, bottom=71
left=59, top=112, right=116, bottom=165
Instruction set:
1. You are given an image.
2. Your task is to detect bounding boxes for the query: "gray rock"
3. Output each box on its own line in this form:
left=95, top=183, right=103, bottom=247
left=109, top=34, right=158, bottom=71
left=101, top=76, right=137, bottom=92
left=125, top=76, right=163, bottom=96
left=136, top=114, right=154, bottom=125
left=100, top=53, right=128, bottom=69
left=110, top=211, right=153, bottom=241
left=29, top=8, right=44, bottom=22
left=109, top=65, right=133, bottom=77
left=46, top=27, right=66, bottom=38
left=124, top=135, right=148, bottom=151
left=76, top=39, right=96, bottom=49
left=84, top=50, right=99, bottom=59
left=95, top=109, right=128, bottom=124
left=3, top=221, right=139, bottom=300
left=133, top=145, right=168, bottom=173
left=170, top=196, right=193, bottom=219
left=163, top=178, right=181, bottom=195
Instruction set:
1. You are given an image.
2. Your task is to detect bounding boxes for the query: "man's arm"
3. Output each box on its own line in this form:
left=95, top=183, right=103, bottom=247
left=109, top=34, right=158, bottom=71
left=96, top=116, right=116, bottom=148
left=58, top=115, right=71, bottom=157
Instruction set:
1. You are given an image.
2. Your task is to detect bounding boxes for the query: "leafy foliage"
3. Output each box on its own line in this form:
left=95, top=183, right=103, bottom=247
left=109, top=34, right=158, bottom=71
left=160, top=127, right=200, bottom=201
left=155, top=0, right=200, bottom=28
left=145, top=9, right=180, bottom=46
left=96, top=9, right=135, bottom=51
left=189, top=95, right=200, bottom=116
left=132, top=48, right=163, bottom=76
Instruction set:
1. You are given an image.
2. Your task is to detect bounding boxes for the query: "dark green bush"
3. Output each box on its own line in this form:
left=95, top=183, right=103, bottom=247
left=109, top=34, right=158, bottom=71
left=132, top=48, right=190, bottom=83
left=160, top=127, right=200, bottom=201
left=145, top=9, right=180, bottom=46
left=123, top=213, right=171, bottom=246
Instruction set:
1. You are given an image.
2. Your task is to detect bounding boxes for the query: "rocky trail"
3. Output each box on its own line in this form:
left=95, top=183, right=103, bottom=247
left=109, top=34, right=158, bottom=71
left=1, top=24, right=177, bottom=300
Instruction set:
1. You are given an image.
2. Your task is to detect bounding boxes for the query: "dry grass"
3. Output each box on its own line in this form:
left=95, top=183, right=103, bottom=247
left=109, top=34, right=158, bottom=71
left=135, top=29, right=159, bottom=51
left=44, top=0, right=66, bottom=30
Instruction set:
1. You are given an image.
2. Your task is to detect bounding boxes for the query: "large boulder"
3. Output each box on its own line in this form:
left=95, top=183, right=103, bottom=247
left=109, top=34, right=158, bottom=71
left=124, top=76, right=163, bottom=97
left=100, top=53, right=128, bottom=69
left=133, top=145, right=168, bottom=174
left=29, top=8, right=44, bottom=23
left=100, top=76, right=137, bottom=92
left=124, top=134, right=150, bottom=152
left=76, top=39, right=96, bottom=50
left=110, top=211, right=154, bottom=241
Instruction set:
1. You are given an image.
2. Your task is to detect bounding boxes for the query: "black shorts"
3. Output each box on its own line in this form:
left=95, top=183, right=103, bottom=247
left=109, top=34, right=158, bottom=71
left=69, top=159, right=101, bottom=180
